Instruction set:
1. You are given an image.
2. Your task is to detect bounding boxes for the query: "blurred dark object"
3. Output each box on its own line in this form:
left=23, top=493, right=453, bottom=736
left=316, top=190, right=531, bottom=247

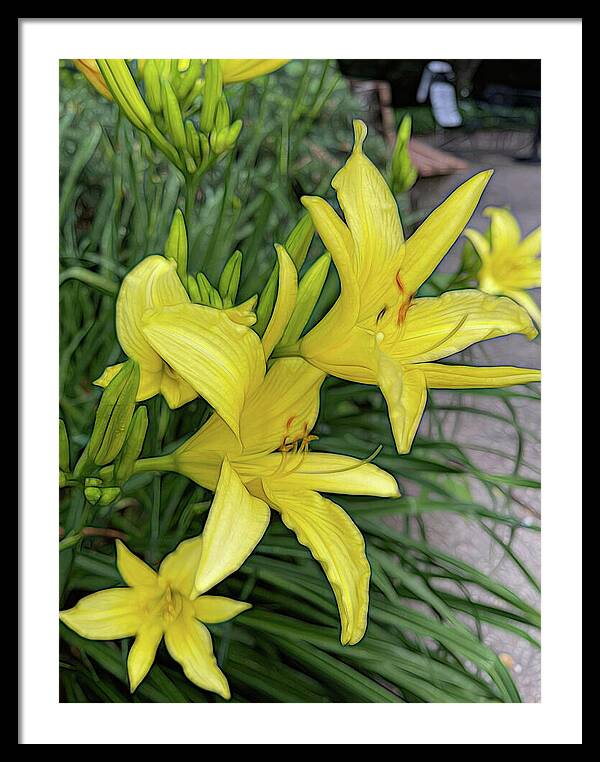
left=470, top=60, right=540, bottom=162
left=337, top=59, right=541, bottom=161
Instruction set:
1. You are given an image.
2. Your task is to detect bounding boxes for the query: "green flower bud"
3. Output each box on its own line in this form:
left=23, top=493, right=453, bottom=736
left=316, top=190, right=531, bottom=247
left=215, top=95, right=230, bottom=132
left=185, top=120, right=200, bottom=162
left=165, top=208, right=188, bottom=285
left=143, top=59, right=162, bottom=113
left=279, top=252, right=331, bottom=346
left=255, top=213, right=315, bottom=335
left=113, top=406, right=148, bottom=484
left=161, top=78, right=187, bottom=154
left=84, top=486, right=102, bottom=505
left=200, top=59, right=223, bottom=134
left=218, top=250, right=242, bottom=307
left=391, top=114, right=418, bottom=195
left=196, top=272, right=212, bottom=305
left=59, top=419, right=70, bottom=473
left=97, top=487, right=122, bottom=507
left=187, top=274, right=202, bottom=304
left=88, top=360, right=140, bottom=466
left=97, top=59, right=153, bottom=131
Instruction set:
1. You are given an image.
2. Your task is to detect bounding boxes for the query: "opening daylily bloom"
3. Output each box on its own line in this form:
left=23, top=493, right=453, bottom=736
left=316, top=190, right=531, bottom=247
left=465, top=206, right=541, bottom=327
left=294, top=120, right=541, bottom=454
left=60, top=537, right=250, bottom=697
left=94, top=255, right=265, bottom=441
left=136, top=357, right=400, bottom=646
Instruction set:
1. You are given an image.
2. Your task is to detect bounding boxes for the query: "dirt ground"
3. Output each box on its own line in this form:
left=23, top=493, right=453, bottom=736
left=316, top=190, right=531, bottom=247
left=409, top=130, right=541, bottom=702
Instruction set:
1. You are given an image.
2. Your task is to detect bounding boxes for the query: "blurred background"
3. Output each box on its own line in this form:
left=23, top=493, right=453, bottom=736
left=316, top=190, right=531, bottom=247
left=60, top=59, right=541, bottom=703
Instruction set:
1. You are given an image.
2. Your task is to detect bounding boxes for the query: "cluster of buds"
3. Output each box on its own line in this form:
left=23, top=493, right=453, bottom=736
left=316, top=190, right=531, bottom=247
left=74, top=59, right=287, bottom=179
left=63, top=361, right=148, bottom=507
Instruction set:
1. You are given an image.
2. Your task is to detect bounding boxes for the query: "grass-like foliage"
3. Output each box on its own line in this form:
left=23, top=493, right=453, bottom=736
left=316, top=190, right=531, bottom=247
left=59, top=60, right=540, bottom=703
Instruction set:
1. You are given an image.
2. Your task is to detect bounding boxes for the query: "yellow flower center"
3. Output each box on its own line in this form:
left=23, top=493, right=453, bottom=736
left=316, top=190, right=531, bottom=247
left=145, top=584, right=184, bottom=625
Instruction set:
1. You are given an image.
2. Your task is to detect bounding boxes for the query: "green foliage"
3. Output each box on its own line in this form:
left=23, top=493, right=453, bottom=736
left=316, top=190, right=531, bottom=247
left=59, top=60, right=540, bottom=703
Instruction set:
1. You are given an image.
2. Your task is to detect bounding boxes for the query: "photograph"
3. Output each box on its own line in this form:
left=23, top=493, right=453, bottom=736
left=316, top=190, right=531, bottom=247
left=58, top=56, right=543, bottom=703
left=19, top=18, right=582, bottom=745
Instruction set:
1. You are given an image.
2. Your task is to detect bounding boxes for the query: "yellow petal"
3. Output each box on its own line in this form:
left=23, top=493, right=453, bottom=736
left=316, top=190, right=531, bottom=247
left=194, top=459, right=270, bottom=596
left=193, top=596, right=251, bottom=624
left=464, top=228, right=491, bottom=261
left=116, top=539, right=158, bottom=588
left=300, top=293, right=374, bottom=383
left=393, top=290, right=538, bottom=363
left=517, top=227, right=542, bottom=262
left=484, top=207, right=522, bottom=252
left=332, top=120, right=404, bottom=280
left=73, top=59, right=112, bottom=100
left=402, top=171, right=493, bottom=295
left=116, top=255, right=190, bottom=375
left=94, top=362, right=164, bottom=402
left=263, top=452, right=399, bottom=497
left=262, top=244, right=298, bottom=360
left=159, top=536, right=204, bottom=599
left=376, top=354, right=428, bottom=454
left=418, top=362, right=541, bottom=388
left=219, top=59, right=289, bottom=84
left=504, top=289, right=541, bottom=328
left=142, top=302, right=266, bottom=440
left=266, top=486, right=370, bottom=646
left=158, top=367, right=198, bottom=410
left=127, top=621, right=163, bottom=692
left=164, top=614, right=230, bottom=698
left=300, top=196, right=356, bottom=296
left=59, top=588, right=142, bottom=640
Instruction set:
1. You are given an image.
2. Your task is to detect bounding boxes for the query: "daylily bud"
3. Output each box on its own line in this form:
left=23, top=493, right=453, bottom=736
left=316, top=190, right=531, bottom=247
left=114, top=406, right=149, bottom=483
left=200, top=59, right=223, bottom=134
left=59, top=419, right=70, bottom=472
left=142, top=59, right=162, bottom=113
left=225, top=119, right=243, bottom=149
left=279, top=252, right=331, bottom=346
left=218, top=250, right=242, bottom=307
left=215, top=95, right=230, bottom=132
left=88, top=360, right=140, bottom=466
left=391, top=114, right=418, bottom=195
left=84, top=486, right=102, bottom=505
left=198, top=132, right=211, bottom=170
left=182, top=148, right=198, bottom=174
left=196, top=272, right=212, bottom=305
left=161, top=79, right=187, bottom=154
left=185, top=120, right=201, bottom=162
left=165, top=209, right=188, bottom=285
left=196, top=272, right=222, bottom=308
left=97, top=487, right=122, bottom=507
left=255, top=213, right=315, bottom=335
left=96, top=59, right=154, bottom=132
left=187, top=275, right=202, bottom=303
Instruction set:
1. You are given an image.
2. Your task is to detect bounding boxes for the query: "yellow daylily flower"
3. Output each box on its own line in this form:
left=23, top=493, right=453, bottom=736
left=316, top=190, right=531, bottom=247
left=60, top=537, right=250, bottom=697
left=465, top=206, right=541, bottom=327
left=219, top=59, right=290, bottom=84
left=295, top=120, right=541, bottom=454
left=73, top=59, right=113, bottom=100
left=95, top=255, right=266, bottom=441
left=140, top=357, right=400, bottom=646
